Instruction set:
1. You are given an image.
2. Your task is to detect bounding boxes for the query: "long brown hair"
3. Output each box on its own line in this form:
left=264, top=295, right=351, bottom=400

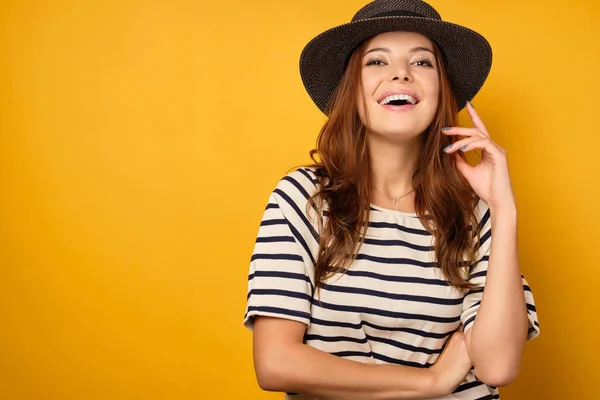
left=306, top=38, right=480, bottom=292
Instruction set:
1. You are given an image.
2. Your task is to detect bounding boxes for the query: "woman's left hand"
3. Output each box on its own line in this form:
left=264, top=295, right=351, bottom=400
left=442, top=102, right=516, bottom=210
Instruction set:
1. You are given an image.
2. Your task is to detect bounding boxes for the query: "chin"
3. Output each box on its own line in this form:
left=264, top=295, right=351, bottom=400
left=369, top=116, right=431, bottom=138
left=368, top=110, right=433, bottom=136
left=368, top=126, right=425, bottom=142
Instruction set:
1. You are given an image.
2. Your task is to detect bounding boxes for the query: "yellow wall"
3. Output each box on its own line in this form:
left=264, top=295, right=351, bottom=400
left=0, top=0, right=598, bottom=398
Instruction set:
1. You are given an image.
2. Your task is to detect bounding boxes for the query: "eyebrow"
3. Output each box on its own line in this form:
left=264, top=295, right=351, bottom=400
left=363, top=46, right=434, bottom=57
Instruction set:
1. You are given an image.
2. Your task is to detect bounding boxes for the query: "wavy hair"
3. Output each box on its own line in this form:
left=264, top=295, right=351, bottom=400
left=306, top=39, right=480, bottom=292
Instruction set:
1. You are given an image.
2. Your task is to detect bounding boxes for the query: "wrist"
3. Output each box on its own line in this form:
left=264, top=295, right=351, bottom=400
left=489, top=205, right=517, bottom=228
left=385, top=367, right=443, bottom=399
left=489, top=202, right=517, bottom=217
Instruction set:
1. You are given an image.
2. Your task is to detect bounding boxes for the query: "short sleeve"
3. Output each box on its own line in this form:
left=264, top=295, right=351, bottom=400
left=243, top=171, right=319, bottom=331
left=460, top=200, right=540, bottom=341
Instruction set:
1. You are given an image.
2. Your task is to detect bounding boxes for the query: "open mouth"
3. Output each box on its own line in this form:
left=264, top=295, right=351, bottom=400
left=378, top=94, right=420, bottom=107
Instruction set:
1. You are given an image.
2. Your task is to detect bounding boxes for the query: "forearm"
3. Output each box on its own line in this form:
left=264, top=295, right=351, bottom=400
left=256, top=342, right=440, bottom=400
left=468, top=206, right=528, bottom=385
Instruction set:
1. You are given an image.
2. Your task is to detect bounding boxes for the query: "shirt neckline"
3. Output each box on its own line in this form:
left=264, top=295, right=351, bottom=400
left=369, top=203, right=419, bottom=218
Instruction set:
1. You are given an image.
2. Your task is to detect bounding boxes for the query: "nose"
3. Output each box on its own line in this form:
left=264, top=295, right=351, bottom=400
left=391, top=63, right=413, bottom=83
left=393, top=76, right=411, bottom=82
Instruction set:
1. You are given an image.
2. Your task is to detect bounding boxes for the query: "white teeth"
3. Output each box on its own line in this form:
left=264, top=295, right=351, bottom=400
left=379, top=93, right=418, bottom=106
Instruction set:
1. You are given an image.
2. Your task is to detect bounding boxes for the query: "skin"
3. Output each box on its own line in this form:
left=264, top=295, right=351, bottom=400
left=360, top=31, right=529, bottom=385
left=252, top=31, right=530, bottom=398
left=443, top=105, right=529, bottom=385
left=357, top=31, right=439, bottom=211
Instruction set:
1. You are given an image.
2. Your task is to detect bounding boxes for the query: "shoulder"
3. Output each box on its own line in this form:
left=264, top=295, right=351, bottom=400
left=267, top=167, right=324, bottom=234
left=272, top=166, right=321, bottom=205
left=265, top=167, right=322, bottom=248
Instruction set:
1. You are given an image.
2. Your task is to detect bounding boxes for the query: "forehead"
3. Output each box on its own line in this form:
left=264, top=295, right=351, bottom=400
left=364, top=31, right=433, bottom=51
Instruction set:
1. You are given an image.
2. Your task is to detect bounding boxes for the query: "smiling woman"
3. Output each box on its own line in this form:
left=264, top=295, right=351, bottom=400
left=243, top=1, right=539, bottom=399
left=358, top=32, right=441, bottom=141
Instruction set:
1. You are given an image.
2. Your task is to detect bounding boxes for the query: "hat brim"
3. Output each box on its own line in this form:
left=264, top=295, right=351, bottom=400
left=299, top=16, right=492, bottom=114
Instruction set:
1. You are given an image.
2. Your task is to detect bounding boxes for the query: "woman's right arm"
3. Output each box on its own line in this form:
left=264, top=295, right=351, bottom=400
left=253, top=316, right=472, bottom=400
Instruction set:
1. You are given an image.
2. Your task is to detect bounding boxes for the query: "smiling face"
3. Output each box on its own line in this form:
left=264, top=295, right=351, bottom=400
left=357, top=31, right=440, bottom=142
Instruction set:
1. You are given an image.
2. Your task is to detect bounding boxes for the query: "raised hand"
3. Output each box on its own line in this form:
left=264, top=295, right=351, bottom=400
left=442, top=102, right=516, bottom=210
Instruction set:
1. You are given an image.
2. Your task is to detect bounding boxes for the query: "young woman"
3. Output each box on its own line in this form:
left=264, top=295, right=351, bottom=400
left=243, top=1, right=540, bottom=399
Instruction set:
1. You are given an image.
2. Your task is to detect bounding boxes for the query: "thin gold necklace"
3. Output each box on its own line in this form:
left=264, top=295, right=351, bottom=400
left=372, top=186, right=416, bottom=205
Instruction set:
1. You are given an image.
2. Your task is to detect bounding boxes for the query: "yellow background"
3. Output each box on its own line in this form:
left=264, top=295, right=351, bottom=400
left=1, top=0, right=598, bottom=398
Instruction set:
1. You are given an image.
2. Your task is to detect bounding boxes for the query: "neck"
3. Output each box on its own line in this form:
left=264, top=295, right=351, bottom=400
left=368, top=133, right=421, bottom=197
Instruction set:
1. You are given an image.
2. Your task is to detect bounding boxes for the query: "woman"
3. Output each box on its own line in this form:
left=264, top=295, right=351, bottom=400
left=243, top=1, right=540, bottom=399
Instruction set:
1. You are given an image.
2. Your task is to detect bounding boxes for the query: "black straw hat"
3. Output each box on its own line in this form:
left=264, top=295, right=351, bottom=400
left=299, top=0, right=492, bottom=114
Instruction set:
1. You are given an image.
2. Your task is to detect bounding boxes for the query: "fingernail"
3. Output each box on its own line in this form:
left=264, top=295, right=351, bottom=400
left=468, top=101, right=475, bottom=109
left=460, top=145, right=468, bottom=151
left=441, top=127, right=451, bottom=131
left=443, top=145, right=453, bottom=152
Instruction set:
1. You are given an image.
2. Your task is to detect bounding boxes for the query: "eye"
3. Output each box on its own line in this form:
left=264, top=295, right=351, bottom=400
left=365, top=58, right=387, bottom=66
left=413, top=59, right=434, bottom=67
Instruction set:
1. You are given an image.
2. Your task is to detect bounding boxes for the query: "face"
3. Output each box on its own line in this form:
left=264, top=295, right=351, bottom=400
left=357, top=31, right=440, bottom=141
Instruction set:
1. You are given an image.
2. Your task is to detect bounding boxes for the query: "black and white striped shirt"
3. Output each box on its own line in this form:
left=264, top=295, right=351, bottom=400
left=244, top=167, right=540, bottom=400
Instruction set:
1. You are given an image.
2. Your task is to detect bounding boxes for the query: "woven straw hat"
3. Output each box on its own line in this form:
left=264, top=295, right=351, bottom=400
left=299, top=0, right=492, bottom=114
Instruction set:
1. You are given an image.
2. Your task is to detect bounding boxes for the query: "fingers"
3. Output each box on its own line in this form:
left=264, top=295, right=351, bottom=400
left=442, top=104, right=503, bottom=157
left=442, top=102, right=489, bottom=139
left=459, top=138, right=491, bottom=153
left=453, top=137, right=506, bottom=158
left=443, top=135, right=483, bottom=153
left=441, top=127, right=482, bottom=137
left=466, top=101, right=489, bottom=137
left=453, top=149, right=474, bottom=178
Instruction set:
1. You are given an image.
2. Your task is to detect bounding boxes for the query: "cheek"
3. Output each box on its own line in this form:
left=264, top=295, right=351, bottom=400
left=425, top=78, right=440, bottom=109
left=356, top=75, right=374, bottom=121
left=356, top=89, right=365, bottom=119
left=360, top=73, right=379, bottom=98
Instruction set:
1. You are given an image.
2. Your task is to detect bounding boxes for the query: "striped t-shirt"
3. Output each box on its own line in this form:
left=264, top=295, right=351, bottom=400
left=243, top=167, right=540, bottom=400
